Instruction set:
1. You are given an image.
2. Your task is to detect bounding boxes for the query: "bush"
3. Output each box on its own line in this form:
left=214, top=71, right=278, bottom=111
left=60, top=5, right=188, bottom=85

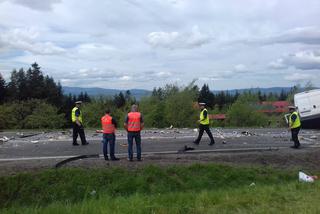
left=226, top=94, right=268, bottom=127
left=24, top=103, right=65, bottom=129
left=0, top=99, right=65, bottom=129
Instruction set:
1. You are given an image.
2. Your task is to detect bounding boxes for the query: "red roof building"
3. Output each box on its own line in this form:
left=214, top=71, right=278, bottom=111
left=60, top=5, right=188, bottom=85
left=257, top=101, right=290, bottom=113
left=209, top=114, right=226, bottom=120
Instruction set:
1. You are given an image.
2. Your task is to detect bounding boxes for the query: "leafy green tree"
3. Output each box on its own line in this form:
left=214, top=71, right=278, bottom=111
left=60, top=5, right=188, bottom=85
left=226, top=94, right=268, bottom=127
left=24, top=102, right=65, bottom=129
left=0, top=99, right=66, bottom=129
left=164, top=84, right=198, bottom=128
left=140, top=96, right=167, bottom=128
left=0, top=104, right=16, bottom=129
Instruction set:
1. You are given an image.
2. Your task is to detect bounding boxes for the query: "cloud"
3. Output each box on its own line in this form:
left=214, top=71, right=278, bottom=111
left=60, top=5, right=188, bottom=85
left=264, top=27, right=320, bottom=45
left=60, top=68, right=123, bottom=81
left=71, top=43, right=117, bottom=60
left=147, top=26, right=211, bottom=49
left=237, top=26, right=320, bottom=46
left=270, top=50, right=320, bottom=70
left=285, top=50, right=320, bottom=70
left=142, top=71, right=172, bottom=80
left=233, top=64, right=248, bottom=72
left=284, top=73, right=313, bottom=81
left=269, top=58, right=288, bottom=69
left=11, top=0, right=61, bottom=11
left=120, top=75, right=131, bottom=81
left=0, top=28, right=65, bottom=55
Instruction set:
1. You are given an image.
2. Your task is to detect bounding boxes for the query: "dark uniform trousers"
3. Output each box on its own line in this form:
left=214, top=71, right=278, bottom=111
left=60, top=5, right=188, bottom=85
left=194, top=124, right=215, bottom=144
left=291, top=127, right=301, bottom=148
left=73, top=123, right=87, bottom=145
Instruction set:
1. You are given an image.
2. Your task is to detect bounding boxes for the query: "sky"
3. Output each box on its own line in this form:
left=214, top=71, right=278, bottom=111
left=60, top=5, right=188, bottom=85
left=0, top=0, right=319, bottom=90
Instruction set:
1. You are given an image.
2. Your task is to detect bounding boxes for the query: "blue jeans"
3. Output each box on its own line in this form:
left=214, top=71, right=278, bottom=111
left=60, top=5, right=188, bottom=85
left=102, top=133, right=116, bottom=159
left=127, top=132, right=141, bottom=160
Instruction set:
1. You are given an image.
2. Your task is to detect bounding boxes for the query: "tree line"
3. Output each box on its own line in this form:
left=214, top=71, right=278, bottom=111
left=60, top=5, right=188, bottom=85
left=0, top=63, right=296, bottom=129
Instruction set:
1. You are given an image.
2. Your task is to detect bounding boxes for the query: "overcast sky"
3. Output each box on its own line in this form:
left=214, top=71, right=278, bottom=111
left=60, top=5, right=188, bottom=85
left=0, top=0, right=319, bottom=90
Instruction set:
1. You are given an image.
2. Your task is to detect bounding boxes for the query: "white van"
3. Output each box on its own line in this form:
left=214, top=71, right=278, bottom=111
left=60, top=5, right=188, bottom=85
left=294, top=89, right=320, bottom=129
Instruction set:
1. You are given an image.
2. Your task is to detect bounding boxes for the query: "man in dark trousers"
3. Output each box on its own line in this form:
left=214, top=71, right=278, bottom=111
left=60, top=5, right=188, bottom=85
left=124, top=104, right=144, bottom=161
left=71, top=101, right=89, bottom=146
left=288, top=106, right=301, bottom=149
left=100, top=109, right=119, bottom=161
left=193, top=102, right=215, bottom=145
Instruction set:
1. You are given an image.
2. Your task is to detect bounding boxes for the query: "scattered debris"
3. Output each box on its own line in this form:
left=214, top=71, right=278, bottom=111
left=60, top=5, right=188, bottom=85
left=241, top=131, right=255, bottom=136
left=193, top=129, right=198, bottom=132
left=90, top=190, right=97, bottom=196
left=249, top=182, right=255, bottom=187
left=222, top=141, right=227, bottom=144
left=17, top=132, right=41, bottom=138
left=178, top=145, right=195, bottom=153
left=31, top=140, right=39, bottom=144
left=299, top=171, right=318, bottom=183
left=169, top=125, right=173, bottom=129
left=0, top=136, right=10, bottom=143
left=310, top=135, right=318, bottom=139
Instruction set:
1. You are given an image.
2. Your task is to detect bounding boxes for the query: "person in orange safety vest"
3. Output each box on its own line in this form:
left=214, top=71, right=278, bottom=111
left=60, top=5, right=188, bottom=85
left=101, top=109, right=119, bottom=161
left=124, top=104, right=144, bottom=161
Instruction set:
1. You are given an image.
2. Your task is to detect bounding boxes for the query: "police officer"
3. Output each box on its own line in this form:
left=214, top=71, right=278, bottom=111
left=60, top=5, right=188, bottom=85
left=101, top=109, right=119, bottom=161
left=193, top=102, right=215, bottom=145
left=71, top=101, right=89, bottom=146
left=124, top=104, right=144, bottom=161
left=288, top=106, right=301, bottom=149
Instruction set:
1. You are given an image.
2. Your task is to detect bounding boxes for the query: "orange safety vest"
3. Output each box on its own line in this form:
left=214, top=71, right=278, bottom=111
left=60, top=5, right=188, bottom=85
left=101, top=114, right=115, bottom=134
left=127, top=112, right=141, bottom=132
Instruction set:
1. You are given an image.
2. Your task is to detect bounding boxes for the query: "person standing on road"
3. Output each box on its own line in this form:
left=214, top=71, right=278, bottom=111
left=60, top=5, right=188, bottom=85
left=124, top=104, right=144, bottom=161
left=193, top=102, right=215, bottom=145
left=101, top=109, right=119, bottom=161
left=71, top=101, right=89, bottom=146
left=288, top=106, right=301, bottom=149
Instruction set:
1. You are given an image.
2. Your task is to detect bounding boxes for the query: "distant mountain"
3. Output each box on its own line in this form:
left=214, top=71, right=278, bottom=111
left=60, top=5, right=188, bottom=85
left=62, top=86, right=151, bottom=100
left=63, top=86, right=317, bottom=100
left=212, top=87, right=293, bottom=95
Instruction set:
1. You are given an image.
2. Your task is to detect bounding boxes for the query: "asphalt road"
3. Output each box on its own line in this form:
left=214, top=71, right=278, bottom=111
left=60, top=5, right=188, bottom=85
left=1, top=128, right=319, bottom=160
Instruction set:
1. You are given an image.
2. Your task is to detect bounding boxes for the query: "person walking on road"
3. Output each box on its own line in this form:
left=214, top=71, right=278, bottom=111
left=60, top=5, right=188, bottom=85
left=71, top=101, right=89, bottom=146
left=288, top=106, right=301, bottom=149
left=101, top=109, right=119, bottom=161
left=193, top=102, right=215, bottom=145
left=124, top=104, right=144, bottom=161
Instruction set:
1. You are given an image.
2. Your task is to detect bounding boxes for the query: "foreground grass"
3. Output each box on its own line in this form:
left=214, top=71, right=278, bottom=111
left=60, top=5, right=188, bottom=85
left=0, top=164, right=319, bottom=213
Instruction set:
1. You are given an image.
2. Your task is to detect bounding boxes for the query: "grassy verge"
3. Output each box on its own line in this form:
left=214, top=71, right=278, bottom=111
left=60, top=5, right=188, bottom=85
left=0, top=164, right=319, bottom=213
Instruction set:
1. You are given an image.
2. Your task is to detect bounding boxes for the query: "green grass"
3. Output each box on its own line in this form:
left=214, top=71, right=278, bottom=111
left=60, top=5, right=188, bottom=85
left=0, top=164, right=319, bottom=213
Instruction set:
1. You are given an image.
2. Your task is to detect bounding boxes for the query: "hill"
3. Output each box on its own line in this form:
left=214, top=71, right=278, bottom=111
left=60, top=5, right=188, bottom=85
left=62, top=86, right=151, bottom=100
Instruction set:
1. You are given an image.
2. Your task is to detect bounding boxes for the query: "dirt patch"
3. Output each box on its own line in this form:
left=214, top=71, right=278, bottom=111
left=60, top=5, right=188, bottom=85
left=1, top=147, right=320, bottom=176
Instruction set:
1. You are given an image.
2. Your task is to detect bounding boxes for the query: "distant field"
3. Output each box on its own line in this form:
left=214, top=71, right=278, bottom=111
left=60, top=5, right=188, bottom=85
left=1, top=164, right=319, bottom=213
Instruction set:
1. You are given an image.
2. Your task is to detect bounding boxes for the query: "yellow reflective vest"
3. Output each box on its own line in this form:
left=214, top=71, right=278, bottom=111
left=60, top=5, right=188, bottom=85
left=200, top=108, right=209, bottom=125
left=289, top=111, right=301, bottom=129
left=71, top=107, right=83, bottom=123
